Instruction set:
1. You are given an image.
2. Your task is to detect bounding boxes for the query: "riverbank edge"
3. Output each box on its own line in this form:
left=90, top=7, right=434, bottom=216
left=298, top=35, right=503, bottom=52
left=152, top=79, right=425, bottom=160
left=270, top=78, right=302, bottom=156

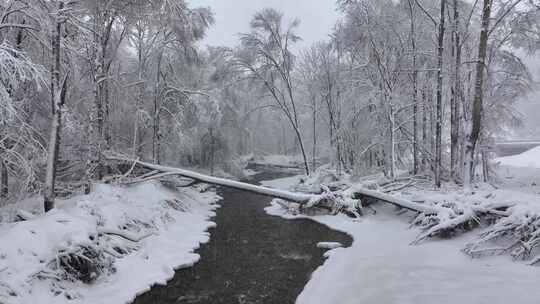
left=0, top=181, right=220, bottom=304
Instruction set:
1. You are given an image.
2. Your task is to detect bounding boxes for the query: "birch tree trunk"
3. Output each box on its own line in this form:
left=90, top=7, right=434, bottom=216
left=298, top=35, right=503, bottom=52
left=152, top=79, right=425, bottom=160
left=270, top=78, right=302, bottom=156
left=44, top=1, right=67, bottom=212
left=435, top=0, right=446, bottom=188
left=464, top=0, right=492, bottom=186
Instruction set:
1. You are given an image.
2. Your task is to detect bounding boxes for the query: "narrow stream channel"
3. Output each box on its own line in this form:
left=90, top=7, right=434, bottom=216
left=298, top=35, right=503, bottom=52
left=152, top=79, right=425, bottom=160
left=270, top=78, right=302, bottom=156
left=133, top=170, right=352, bottom=304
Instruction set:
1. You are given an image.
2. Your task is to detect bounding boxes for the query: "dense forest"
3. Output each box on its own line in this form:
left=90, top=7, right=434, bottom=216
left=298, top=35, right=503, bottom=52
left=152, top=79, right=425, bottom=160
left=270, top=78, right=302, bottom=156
left=0, top=0, right=538, bottom=212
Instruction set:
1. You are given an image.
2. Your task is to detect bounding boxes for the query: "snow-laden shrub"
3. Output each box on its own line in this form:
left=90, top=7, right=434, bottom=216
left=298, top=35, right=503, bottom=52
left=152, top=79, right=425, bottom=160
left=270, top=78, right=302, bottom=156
left=464, top=205, right=540, bottom=264
left=295, top=165, right=351, bottom=193
left=402, top=187, right=540, bottom=263
left=273, top=184, right=362, bottom=218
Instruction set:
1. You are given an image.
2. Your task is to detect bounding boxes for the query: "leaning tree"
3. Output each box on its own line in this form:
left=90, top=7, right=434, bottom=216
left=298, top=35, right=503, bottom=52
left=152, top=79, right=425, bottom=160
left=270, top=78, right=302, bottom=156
left=234, top=8, right=311, bottom=175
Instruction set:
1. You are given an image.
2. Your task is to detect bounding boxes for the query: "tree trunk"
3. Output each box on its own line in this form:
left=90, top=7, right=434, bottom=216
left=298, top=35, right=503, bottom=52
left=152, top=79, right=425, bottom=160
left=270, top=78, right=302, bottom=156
left=312, top=101, right=317, bottom=170
left=435, top=0, right=446, bottom=188
left=421, top=86, right=428, bottom=170
left=481, top=148, right=489, bottom=182
left=294, top=124, right=310, bottom=176
left=450, top=0, right=462, bottom=183
left=209, top=127, right=215, bottom=175
left=135, top=25, right=145, bottom=159
left=389, top=101, right=396, bottom=180
left=44, top=1, right=67, bottom=213
left=465, top=0, right=492, bottom=186
left=153, top=49, right=164, bottom=164
left=0, top=161, right=7, bottom=201
left=335, top=42, right=343, bottom=176
left=0, top=113, right=7, bottom=201
left=408, top=0, right=419, bottom=175
left=89, top=9, right=107, bottom=181
left=429, top=91, right=434, bottom=156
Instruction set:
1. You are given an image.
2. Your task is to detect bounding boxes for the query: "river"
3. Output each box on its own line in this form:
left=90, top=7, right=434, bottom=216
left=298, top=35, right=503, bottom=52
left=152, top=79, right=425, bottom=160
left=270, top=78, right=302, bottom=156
left=133, top=170, right=352, bottom=304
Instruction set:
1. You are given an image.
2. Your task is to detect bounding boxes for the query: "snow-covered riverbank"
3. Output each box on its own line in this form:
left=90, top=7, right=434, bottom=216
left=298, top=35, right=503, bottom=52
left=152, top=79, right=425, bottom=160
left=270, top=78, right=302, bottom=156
left=263, top=156, right=540, bottom=303
left=266, top=202, right=540, bottom=304
left=0, top=181, right=220, bottom=304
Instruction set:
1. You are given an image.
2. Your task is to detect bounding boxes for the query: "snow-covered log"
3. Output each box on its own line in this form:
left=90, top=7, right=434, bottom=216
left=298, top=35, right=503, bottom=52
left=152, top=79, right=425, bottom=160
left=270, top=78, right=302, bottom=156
left=106, top=155, right=316, bottom=204
left=412, top=209, right=477, bottom=244
left=317, top=242, right=343, bottom=249
left=106, top=154, right=447, bottom=218
left=15, top=210, right=35, bottom=221
left=346, top=186, right=441, bottom=214
left=410, top=199, right=514, bottom=245
left=107, top=155, right=439, bottom=217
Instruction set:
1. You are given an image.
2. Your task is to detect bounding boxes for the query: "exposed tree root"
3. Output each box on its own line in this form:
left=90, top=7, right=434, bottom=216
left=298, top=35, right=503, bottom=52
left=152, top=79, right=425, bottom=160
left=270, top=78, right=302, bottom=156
left=47, top=243, right=115, bottom=284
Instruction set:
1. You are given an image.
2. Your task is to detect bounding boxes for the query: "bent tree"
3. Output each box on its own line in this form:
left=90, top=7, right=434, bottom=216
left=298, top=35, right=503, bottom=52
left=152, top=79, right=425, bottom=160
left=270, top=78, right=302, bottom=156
left=235, top=8, right=311, bottom=175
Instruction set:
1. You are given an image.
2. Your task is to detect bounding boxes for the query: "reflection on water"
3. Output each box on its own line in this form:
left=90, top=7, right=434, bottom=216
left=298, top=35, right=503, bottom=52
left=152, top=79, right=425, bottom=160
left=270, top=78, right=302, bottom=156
left=133, top=170, right=352, bottom=304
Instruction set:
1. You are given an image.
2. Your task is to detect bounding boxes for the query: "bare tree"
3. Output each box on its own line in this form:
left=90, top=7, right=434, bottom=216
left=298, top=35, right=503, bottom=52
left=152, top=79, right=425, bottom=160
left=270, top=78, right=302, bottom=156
left=44, top=0, right=68, bottom=212
left=450, top=0, right=462, bottom=183
left=235, top=8, right=310, bottom=175
left=434, top=0, right=446, bottom=188
left=407, top=0, right=420, bottom=175
left=464, top=0, right=528, bottom=185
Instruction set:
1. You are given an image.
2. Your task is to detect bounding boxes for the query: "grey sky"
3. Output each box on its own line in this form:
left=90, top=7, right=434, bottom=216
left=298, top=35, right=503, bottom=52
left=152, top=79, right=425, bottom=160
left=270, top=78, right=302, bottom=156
left=191, top=0, right=340, bottom=49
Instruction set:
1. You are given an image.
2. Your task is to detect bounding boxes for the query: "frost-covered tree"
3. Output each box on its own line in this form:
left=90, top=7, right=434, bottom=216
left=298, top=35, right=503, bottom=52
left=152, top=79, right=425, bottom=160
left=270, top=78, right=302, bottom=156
left=43, top=0, right=69, bottom=212
left=0, top=0, right=46, bottom=205
left=235, top=8, right=311, bottom=175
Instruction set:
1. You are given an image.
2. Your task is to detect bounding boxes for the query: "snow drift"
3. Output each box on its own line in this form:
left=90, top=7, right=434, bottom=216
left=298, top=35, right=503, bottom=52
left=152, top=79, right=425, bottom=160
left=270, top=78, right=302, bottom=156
left=496, top=145, right=540, bottom=169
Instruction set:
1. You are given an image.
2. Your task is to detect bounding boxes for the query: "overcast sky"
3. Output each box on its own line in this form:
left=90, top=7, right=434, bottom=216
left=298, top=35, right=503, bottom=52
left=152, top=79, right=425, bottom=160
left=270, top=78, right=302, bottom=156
left=191, top=0, right=340, bottom=49
left=190, top=0, right=539, bottom=137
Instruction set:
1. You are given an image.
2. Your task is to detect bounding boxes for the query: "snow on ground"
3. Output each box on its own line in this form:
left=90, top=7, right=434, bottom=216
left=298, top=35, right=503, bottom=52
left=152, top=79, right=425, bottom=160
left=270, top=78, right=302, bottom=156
left=496, top=145, right=540, bottom=169
left=242, top=168, right=259, bottom=178
left=495, top=164, right=540, bottom=195
left=262, top=150, right=540, bottom=304
left=0, top=181, right=220, bottom=304
left=267, top=203, right=540, bottom=304
left=260, top=175, right=302, bottom=189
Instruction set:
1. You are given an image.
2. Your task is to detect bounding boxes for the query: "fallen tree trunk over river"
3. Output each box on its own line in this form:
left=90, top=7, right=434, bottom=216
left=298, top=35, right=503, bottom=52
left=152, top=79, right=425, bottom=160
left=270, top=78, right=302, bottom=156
left=106, top=154, right=438, bottom=214
left=107, top=155, right=315, bottom=204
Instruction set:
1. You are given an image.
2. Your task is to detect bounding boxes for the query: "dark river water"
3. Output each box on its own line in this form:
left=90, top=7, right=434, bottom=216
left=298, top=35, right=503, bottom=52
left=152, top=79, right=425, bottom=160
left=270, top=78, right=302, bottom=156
left=132, top=170, right=352, bottom=304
